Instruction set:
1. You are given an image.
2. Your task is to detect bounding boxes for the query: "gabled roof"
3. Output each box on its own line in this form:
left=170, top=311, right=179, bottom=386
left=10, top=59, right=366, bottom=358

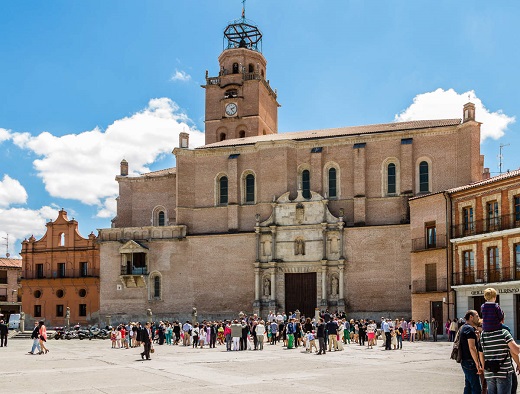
left=200, top=119, right=461, bottom=149
left=447, top=168, right=520, bottom=194
left=0, top=258, right=22, bottom=268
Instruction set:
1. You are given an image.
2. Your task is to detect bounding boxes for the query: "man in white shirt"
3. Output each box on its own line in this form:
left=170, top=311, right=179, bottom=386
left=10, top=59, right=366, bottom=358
left=182, top=321, right=192, bottom=346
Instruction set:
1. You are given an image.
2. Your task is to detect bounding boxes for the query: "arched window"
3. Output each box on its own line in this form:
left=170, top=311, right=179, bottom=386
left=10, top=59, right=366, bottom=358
left=59, top=233, right=65, bottom=247
left=239, top=130, right=246, bottom=138
left=302, top=170, right=311, bottom=199
left=154, top=276, right=161, bottom=298
left=158, top=211, right=165, bottom=226
left=232, top=63, right=239, bottom=74
left=220, top=133, right=226, bottom=141
left=248, top=63, right=254, bottom=73
left=245, top=174, right=255, bottom=203
left=219, top=176, right=228, bottom=205
left=328, top=168, right=337, bottom=198
left=419, top=161, right=429, bottom=193
left=387, top=163, right=396, bottom=194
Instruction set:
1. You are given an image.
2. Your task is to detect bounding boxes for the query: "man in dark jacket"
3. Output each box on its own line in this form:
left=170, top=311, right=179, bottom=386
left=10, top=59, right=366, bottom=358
left=327, top=318, right=339, bottom=351
left=316, top=318, right=326, bottom=355
left=0, top=320, right=8, bottom=347
left=29, top=321, right=41, bottom=354
left=140, top=322, right=153, bottom=360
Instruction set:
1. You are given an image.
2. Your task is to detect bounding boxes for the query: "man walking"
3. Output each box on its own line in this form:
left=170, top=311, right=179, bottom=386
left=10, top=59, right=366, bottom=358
left=29, top=321, right=41, bottom=354
left=140, top=322, right=153, bottom=360
left=0, top=320, right=8, bottom=347
left=431, top=318, right=439, bottom=342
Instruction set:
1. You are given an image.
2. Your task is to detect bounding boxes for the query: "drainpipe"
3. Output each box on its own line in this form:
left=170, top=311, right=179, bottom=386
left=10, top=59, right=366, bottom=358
left=443, top=191, right=454, bottom=321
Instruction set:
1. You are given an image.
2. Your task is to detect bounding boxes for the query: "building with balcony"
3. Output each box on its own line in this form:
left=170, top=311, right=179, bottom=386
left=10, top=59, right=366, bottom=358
left=410, top=169, right=520, bottom=337
left=20, top=209, right=100, bottom=327
left=0, top=257, right=22, bottom=322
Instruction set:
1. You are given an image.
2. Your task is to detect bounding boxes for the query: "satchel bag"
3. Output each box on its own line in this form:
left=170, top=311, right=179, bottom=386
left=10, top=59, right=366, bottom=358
left=450, top=327, right=463, bottom=363
left=150, top=345, right=155, bottom=354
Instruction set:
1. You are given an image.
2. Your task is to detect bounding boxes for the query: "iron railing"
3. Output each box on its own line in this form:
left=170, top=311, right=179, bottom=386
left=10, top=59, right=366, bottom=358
left=120, top=266, right=148, bottom=276
left=452, top=214, right=520, bottom=239
left=412, top=235, right=447, bottom=252
left=452, top=267, right=520, bottom=286
left=411, top=278, right=448, bottom=294
left=22, top=268, right=99, bottom=280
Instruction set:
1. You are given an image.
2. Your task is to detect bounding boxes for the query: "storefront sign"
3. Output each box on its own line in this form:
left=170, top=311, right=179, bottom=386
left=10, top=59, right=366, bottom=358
left=471, top=288, right=520, bottom=295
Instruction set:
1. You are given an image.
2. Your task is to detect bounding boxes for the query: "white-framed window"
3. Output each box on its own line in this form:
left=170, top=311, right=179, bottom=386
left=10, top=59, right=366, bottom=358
left=382, top=158, right=400, bottom=196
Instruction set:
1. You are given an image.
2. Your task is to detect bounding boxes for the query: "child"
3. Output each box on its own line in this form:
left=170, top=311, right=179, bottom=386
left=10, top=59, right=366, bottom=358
left=307, top=331, right=317, bottom=354
left=391, top=329, right=397, bottom=349
left=481, top=287, right=504, bottom=332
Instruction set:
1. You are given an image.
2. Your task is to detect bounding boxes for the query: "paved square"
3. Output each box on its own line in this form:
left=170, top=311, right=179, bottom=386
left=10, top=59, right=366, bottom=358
left=3, top=337, right=465, bottom=393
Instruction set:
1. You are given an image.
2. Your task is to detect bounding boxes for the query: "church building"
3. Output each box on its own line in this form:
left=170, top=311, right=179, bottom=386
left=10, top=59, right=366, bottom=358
left=98, top=12, right=484, bottom=323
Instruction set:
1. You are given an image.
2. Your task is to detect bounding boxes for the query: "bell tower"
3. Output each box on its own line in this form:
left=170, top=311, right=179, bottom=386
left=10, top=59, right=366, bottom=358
left=203, top=7, right=280, bottom=145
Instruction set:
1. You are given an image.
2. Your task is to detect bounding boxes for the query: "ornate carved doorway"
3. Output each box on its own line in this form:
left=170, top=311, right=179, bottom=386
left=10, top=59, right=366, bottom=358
left=284, top=273, right=317, bottom=319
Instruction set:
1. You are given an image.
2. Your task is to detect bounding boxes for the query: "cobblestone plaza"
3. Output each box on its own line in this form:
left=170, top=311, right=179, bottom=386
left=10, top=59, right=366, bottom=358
left=3, top=338, right=465, bottom=393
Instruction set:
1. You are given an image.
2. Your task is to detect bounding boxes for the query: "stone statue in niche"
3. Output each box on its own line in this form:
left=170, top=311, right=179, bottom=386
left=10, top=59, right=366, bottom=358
left=264, top=278, right=271, bottom=296
left=294, top=238, right=306, bottom=256
left=331, top=276, right=339, bottom=296
left=296, top=203, right=304, bottom=224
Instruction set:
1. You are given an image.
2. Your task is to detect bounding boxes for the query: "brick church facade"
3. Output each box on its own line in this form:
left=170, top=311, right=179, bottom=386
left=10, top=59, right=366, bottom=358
left=98, top=14, right=484, bottom=323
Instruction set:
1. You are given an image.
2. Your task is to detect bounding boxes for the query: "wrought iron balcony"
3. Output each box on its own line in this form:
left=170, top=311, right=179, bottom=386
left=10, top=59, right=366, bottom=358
left=411, top=278, right=448, bottom=294
left=411, top=235, right=447, bottom=252
left=21, top=268, right=100, bottom=280
left=452, top=214, right=520, bottom=239
left=452, top=267, right=520, bottom=286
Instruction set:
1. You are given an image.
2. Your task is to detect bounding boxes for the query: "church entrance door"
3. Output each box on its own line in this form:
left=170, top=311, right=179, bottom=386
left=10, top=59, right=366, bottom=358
left=284, top=273, right=317, bottom=319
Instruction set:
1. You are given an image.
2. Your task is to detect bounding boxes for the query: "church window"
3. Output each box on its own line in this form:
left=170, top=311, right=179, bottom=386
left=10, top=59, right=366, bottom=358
left=239, top=130, right=246, bottom=138
left=302, top=170, right=311, bottom=199
left=220, top=133, right=226, bottom=141
left=232, top=63, right=239, bottom=74
left=219, top=176, right=228, bottom=205
left=328, top=168, right=337, bottom=198
left=387, top=163, right=396, bottom=194
left=59, top=233, right=65, bottom=246
left=158, top=211, right=165, bottom=226
left=245, top=174, right=255, bottom=203
left=154, top=276, right=161, bottom=298
left=419, top=161, right=429, bottom=193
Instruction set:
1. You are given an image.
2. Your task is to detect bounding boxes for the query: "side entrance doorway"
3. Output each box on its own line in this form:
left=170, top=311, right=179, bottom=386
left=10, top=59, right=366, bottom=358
left=284, top=272, right=317, bottom=319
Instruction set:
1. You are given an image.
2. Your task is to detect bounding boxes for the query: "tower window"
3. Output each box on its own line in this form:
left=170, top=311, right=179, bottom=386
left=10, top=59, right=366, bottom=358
left=232, top=63, right=239, bottom=74
left=245, top=174, right=255, bottom=203
left=387, top=163, right=396, bottom=194
left=239, top=130, right=246, bottom=138
left=154, top=276, right=161, bottom=298
left=328, top=168, right=337, bottom=198
left=302, top=170, right=311, bottom=199
left=158, top=211, right=165, bottom=226
left=219, top=176, right=228, bottom=205
left=224, top=89, right=237, bottom=98
left=220, top=133, right=226, bottom=141
left=248, top=63, right=254, bottom=73
left=419, top=161, right=429, bottom=193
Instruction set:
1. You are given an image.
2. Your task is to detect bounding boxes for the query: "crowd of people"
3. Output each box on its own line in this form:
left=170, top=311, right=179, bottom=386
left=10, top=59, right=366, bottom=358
left=103, top=311, right=444, bottom=357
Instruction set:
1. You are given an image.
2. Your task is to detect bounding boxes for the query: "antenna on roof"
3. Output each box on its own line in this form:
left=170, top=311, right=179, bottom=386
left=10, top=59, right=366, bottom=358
left=2, top=233, right=9, bottom=258
left=498, top=143, right=510, bottom=174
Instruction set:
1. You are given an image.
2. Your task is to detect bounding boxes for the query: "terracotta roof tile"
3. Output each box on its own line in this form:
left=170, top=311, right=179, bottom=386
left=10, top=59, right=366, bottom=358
left=199, top=119, right=461, bottom=149
left=447, top=168, right=520, bottom=194
left=0, top=258, right=22, bottom=268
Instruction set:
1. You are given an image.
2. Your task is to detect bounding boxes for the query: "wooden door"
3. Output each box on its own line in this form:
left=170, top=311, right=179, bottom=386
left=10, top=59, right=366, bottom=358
left=431, top=301, right=443, bottom=335
left=285, top=273, right=317, bottom=319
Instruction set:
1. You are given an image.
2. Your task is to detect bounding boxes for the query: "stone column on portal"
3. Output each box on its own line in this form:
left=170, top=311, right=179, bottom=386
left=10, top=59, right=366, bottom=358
left=321, top=260, right=328, bottom=307
left=270, top=226, right=277, bottom=260
left=270, top=265, right=276, bottom=301
left=254, top=266, right=261, bottom=301
left=255, top=227, right=260, bottom=261
left=321, top=224, right=328, bottom=260
left=338, top=262, right=345, bottom=300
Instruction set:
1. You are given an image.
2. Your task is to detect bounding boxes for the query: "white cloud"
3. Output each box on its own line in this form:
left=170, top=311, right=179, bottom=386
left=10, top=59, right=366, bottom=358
left=170, top=69, right=191, bottom=82
left=394, top=88, right=515, bottom=141
left=96, top=197, right=117, bottom=219
left=0, top=206, right=57, bottom=258
left=11, top=98, right=205, bottom=217
left=0, top=175, right=28, bottom=208
left=0, top=128, right=11, bottom=143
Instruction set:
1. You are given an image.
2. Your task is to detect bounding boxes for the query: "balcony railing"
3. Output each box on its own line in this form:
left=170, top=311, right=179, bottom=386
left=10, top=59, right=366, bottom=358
left=452, top=214, right=520, bottom=239
left=21, top=268, right=100, bottom=280
left=121, top=266, right=148, bottom=276
left=412, top=235, right=447, bottom=252
left=452, top=267, right=520, bottom=286
left=411, top=278, right=448, bottom=294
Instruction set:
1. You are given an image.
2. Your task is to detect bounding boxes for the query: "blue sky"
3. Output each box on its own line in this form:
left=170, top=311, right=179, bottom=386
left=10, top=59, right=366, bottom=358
left=0, top=1, right=518, bottom=257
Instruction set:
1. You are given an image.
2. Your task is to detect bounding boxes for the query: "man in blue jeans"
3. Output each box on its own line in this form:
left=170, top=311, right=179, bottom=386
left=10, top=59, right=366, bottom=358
left=459, top=310, right=482, bottom=394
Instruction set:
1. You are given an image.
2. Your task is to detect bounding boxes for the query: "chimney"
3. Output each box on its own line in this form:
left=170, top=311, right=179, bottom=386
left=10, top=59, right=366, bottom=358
left=463, top=102, right=476, bottom=123
left=120, top=159, right=128, bottom=176
left=179, top=132, right=189, bottom=149
left=482, top=167, right=490, bottom=180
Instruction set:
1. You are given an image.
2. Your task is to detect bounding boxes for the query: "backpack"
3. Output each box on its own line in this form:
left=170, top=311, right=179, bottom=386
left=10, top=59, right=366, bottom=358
left=450, top=327, right=463, bottom=363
